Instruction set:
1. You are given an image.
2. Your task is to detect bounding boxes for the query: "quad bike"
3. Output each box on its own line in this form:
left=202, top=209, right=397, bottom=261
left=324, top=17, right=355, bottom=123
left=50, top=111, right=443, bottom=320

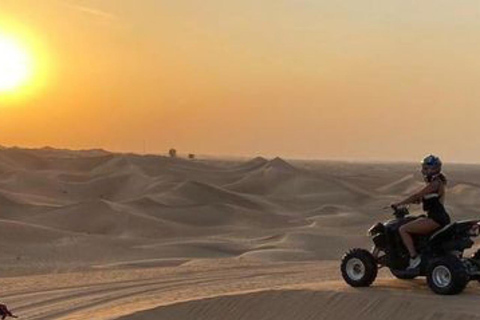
left=341, top=205, right=480, bottom=295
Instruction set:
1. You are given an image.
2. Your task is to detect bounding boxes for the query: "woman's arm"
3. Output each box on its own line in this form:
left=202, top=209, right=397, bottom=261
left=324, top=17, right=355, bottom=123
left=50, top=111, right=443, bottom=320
left=393, top=179, right=440, bottom=207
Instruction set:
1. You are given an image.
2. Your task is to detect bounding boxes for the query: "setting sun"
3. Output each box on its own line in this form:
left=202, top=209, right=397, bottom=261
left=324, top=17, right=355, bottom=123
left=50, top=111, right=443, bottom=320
left=0, top=34, right=32, bottom=93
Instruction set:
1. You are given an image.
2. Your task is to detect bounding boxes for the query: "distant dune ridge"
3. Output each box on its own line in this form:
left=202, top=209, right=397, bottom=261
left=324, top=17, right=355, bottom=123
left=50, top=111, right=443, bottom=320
left=1, top=146, right=480, bottom=319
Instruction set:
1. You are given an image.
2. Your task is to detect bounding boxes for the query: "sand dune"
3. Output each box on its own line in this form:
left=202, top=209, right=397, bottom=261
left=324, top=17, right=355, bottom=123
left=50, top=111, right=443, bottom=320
left=1, top=146, right=479, bottom=270
left=0, top=146, right=479, bottom=319
left=0, top=219, right=71, bottom=244
left=0, top=148, right=51, bottom=170
left=120, top=283, right=480, bottom=320
left=376, top=173, right=423, bottom=195
left=25, top=199, right=180, bottom=238
left=165, top=180, right=263, bottom=208
left=449, top=183, right=480, bottom=207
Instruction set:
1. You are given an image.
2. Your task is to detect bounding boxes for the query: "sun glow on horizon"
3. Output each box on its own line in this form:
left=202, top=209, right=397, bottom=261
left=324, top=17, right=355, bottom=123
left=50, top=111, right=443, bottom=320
left=0, top=34, right=33, bottom=94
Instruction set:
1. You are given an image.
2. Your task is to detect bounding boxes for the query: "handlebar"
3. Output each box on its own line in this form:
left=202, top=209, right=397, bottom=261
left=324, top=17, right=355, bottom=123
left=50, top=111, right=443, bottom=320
left=386, top=204, right=410, bottom=219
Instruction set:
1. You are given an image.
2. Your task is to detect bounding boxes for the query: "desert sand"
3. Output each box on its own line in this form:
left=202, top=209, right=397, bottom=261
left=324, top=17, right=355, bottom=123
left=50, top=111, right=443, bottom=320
left=0, top=146, right=479, bottom=319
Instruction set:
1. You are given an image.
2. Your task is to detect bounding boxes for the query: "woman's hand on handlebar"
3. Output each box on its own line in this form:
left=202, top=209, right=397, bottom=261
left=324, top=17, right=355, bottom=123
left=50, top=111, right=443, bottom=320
left=390, top=203, right=409, bottom=210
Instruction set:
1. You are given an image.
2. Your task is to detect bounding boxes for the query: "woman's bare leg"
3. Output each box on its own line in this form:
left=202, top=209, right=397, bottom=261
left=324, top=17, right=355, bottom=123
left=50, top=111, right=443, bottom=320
left=399, top=226, right=416, bottom=257
left=399, top=218, right=440, bottom=257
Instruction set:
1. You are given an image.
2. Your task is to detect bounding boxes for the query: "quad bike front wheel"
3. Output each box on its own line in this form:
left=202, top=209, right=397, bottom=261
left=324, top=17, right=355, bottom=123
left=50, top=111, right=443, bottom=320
left=341, top=248, right=378, bottom=287
left=426, top=255, right=469, bottom=295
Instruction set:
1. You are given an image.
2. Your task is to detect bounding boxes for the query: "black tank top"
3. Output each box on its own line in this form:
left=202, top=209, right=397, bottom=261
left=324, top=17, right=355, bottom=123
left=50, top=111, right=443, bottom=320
left=422, top=174, right=450, bottom=226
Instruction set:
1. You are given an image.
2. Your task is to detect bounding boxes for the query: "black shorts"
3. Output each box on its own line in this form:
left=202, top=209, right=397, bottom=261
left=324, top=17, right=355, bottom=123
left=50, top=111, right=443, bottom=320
left=428, top=210, right=451, bottom=227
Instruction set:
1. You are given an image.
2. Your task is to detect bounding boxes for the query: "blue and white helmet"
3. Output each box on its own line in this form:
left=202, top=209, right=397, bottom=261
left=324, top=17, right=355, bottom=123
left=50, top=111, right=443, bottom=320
left=421, top=154, right=442, bottom=175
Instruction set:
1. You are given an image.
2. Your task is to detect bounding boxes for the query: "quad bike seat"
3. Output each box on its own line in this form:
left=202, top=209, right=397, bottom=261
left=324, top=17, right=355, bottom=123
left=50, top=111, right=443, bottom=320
left=428, top=220, right=479, bottom=244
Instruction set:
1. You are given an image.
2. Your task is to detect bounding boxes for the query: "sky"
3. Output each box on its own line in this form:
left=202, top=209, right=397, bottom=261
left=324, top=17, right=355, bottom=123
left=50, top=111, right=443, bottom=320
left=0, top=0, right=479, bottom=162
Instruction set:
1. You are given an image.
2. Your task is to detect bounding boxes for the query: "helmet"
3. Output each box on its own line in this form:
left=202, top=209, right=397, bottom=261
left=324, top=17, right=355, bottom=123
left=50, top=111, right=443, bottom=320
left=421, top=154, right=442, bottom=179
left=421, top=154, right=442, bottom=169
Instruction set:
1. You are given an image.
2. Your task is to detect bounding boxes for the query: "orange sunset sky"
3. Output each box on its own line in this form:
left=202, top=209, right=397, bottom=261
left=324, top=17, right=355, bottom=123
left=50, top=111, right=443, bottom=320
left=0, top=1, right=479, bottom=162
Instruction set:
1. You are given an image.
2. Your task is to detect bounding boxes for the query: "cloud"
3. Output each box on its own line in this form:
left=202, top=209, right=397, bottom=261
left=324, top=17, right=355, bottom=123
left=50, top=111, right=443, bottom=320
left=58, top=1, right=117, bottom=21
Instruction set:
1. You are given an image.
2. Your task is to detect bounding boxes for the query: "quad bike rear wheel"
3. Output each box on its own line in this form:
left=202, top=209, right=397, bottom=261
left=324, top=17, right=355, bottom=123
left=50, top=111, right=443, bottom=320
left=341, top=248, right=378, bottom=287
left=426, top=255, right=469, bottom=295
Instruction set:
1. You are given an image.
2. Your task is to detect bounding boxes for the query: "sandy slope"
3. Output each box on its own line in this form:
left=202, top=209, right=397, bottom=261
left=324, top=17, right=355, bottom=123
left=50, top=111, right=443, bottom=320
left=120, top=285, right=480, bottom=320
left=0, top=260, right=479, bottom=320
left=0, top=146, right=480, bottom=319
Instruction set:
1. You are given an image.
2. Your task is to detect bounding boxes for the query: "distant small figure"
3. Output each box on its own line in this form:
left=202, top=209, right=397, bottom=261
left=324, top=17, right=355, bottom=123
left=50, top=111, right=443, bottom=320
left=188, top=154, right=195, bottom=159
left=168, top=148, right=177, bottom=158
left=0, top=303, right=17, bottom=319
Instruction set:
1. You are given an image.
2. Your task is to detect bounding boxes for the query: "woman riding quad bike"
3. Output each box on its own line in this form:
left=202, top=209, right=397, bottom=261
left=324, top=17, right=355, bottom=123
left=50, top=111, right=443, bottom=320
left=393, top=155, right=451, bottom=270
left=340, top=155, right=480, bottom=295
